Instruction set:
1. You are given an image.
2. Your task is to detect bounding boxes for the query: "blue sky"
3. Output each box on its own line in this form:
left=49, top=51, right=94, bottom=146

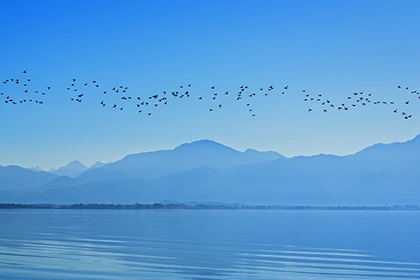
left=1, top=0, right=420, bottom=169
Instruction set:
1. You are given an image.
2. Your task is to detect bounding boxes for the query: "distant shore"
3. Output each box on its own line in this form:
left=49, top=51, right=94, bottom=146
left=0, top=203, right=419, bottom=211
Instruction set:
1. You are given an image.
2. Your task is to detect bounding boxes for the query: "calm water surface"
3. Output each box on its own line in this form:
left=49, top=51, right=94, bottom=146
left=0, top=210, right=419, bottom=279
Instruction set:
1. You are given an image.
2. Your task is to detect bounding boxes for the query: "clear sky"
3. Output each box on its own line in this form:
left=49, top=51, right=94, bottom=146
left=1, top=0, right=420, bottom=170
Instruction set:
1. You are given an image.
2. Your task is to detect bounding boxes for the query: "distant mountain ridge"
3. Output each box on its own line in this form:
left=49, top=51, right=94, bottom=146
left=83, top=140, right=284, bottom=181
left=1, top=136, right=419, bottom=205
left=347, top=134, right=420, bottom=164
left=52, top=160, right=88, bottom=178
left=28, top=165, right=45, bottom=172
left=0, top=165, right=58, bottom=191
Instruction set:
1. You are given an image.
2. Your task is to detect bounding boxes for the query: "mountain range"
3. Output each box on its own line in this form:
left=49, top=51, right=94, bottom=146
left=1, top=136, right=419, bottom=205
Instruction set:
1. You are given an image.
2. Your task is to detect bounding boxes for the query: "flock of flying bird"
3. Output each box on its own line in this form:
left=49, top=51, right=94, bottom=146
left=0, top=70, right=418, bottom=120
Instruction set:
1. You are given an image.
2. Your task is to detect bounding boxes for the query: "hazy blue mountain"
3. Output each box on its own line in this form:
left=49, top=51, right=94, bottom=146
left=272, top=154, right=413, bottom=205
left=1, top=136, right=420, bottom=205
left=147, top=137, right=419, bottom=205
left=76, top=168, right=129, bottom=184
left=151, top=167, right=228, bottom=202
left=89, top=161, right=107, bottom=169
left=243, top=148, right=284, bottom=161
left=23, top=178, right=162, bottom=204
left=28, top=165, right=45, bottom=172
left=53, top=160, right=88, bottom=178
left=0, top=165, right=58, bottom=191
left=35, top=176, right=80, bottom=191
left=93, top=140, right=285, bottom=180
left=347, top=134, right=420, bottom=164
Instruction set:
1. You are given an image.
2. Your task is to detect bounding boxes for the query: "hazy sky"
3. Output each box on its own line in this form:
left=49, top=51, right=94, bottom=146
left=1, top=0, right=420, bottom=169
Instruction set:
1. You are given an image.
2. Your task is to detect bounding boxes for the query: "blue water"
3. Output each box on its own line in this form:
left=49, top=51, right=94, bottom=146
left=0, top=210, right=419, bottom=279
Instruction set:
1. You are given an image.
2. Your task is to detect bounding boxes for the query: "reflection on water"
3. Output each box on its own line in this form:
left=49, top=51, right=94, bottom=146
left=0, top=210, right=419, bottom=279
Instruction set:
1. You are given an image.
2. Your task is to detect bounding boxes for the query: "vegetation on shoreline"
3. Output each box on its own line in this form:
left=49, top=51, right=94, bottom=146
left=0, top=203, right=419, bottom=210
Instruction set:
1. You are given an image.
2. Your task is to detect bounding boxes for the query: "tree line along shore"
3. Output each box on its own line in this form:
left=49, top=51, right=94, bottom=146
left=0, top=203, right=419, bottom=210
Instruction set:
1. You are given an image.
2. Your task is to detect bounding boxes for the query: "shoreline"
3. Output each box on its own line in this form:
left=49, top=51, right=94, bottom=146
left=0, top=203, right=419, bottom=211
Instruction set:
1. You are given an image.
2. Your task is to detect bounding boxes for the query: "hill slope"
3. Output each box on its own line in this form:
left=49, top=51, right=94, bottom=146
left=0, top=136, right=419, bottom=205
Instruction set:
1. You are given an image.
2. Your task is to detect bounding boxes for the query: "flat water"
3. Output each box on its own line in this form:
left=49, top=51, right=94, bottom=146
left=0, top=210, right=419, bottom=279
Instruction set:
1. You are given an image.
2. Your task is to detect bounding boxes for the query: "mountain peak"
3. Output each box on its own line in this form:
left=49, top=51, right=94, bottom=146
left=52, top=160, right=88, bottom=178
left=65, top=160, right=87, bottom=170
left=28, top=165, right=45, bottom=172
left=102, top=139, right=255, bottom=180
left=244, top=149, right=284, bottom=161
left=409, top=133, right=420, bottom=143
left=90, top=161, right=107, bottom=169
left=174, top=139, right=235, bottom=151
left=348, top=133, right=420, bottom=163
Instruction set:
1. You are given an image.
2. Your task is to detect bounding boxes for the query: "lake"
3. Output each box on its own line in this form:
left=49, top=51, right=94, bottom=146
left=0, top=210, right=419, bottom=279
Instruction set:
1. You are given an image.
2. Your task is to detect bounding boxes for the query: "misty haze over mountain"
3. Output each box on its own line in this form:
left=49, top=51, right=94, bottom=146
left=1, top=136, right=419, bottom=206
